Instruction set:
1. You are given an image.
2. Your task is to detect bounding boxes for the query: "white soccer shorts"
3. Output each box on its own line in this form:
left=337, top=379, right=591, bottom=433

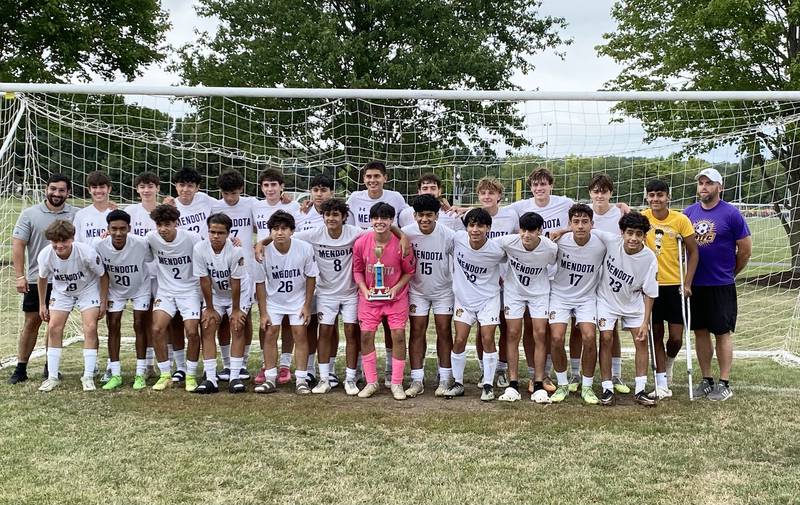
left=316, top=297, right=358, bottom=325
left=49, top=285, right=101, bottom=312
left=453, top=294, right=501, bottom=326
left=503, top=293, right=549, bottom=320
left=107, top=291, right=151, bottom=313
left=548, top=295, right=596, bottom=325
left=597, top=301, right=641, bottom=331
left=153, top=291, right=201, bottom=320
left=409, top=292, right=454, bottom=317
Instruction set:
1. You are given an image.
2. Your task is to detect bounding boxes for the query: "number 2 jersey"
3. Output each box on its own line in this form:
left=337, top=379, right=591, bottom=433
left=550, top=232, right=607, bottom=303
left=37, top=241, right=106, bottom=295
left=259, top=239, right=319, bottom=313
left=193, top=239, right=252, bottom=307
left=451, top=232, right=507, bottom=309
left=146, top=229, right=201, bottom=296
left=95, top=235, right=154, bottom=299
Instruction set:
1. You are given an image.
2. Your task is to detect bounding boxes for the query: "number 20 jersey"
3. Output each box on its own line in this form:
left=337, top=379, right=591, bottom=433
left=95, top=235, right=153, bottom=299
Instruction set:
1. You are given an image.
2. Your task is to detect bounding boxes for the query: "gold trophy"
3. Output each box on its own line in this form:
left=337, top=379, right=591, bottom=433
left=368, top=245, right=392, bottom=300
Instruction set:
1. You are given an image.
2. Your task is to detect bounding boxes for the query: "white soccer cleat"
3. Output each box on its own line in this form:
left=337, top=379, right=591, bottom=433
left=531, top=389, right=551, bottom=404
left=498, top=387, right=521, bottom=402
left=480, top=386, right=495, bottom=402
left=344, top=380, right=359, bottom=396
left=38, top=378, right=61, bottom=392
left=404, top=380, right=424, bottom=398
left=434, top=380, right=451, bottom=397
left=81, top=376, right=96, bottom=392
left=358, top=382, right=379, bottom=398
left=311, top=380, right=331, bottom=394
left=647, top=386, right=673, bottom=400
left=391, top=384, right=407, bottom=401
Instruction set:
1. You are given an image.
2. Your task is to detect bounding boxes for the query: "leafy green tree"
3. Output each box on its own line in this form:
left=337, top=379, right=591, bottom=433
left=597, top=0, right=800, bottom=273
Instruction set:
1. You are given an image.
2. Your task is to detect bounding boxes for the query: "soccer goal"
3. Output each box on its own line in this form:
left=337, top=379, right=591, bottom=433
left=0, top=84, right=798, bottom=364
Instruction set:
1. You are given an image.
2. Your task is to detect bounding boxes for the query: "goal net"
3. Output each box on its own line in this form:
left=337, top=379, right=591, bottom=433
left=0, top=86, right=798, bottom=364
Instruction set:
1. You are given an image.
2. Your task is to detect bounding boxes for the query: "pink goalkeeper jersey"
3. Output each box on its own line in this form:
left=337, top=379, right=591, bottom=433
left=352, top=233, right=416, bottom=300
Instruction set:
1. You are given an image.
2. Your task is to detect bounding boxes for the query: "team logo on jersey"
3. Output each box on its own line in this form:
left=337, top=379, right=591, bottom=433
left=49, top=298, right=55, bottom=306
left=154, top=298, right=161, bottom=307
left=693, top=220, right=716, bottom=246
left=598, top=318, right=607, bottom=329
left=455, top=308, right=464, bottom=317
left=504, top=305, right=510, bottom=314
left=409, top=304, right=416, bottom=314
left=317, top=311, right=324, bottom=318
left=238, top=257, right=245, bottom=266
left=96, top=256, right=101, bottom=265
left=108, top=301, right=114, bottom=308
left=548, top=311, right=556, bottom=321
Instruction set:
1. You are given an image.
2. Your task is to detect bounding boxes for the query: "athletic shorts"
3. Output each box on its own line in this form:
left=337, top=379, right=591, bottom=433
left=548, top=295, right=596, bottom=325
left=358, top=297, right=409, bottom=332
left=153, top=291, right=201, bottom=320
left=22, top=283, right=52, bottom=313
left=150, top=276, right=158, bottom=299
left=504, top=293, right=548, bottom=320
left=107, top=292, right=152, bottom=313
left=317, top=297, right=358, bottom=325
left=690, top=284, right=737, bottom=335
left=453, top=294, right=501, bottom=326
left=267, top=302, right=305, bottom=326
left=49, top=285, right=101, bottom=313
left=652, top=285, right=684, bottom=325
left=596, top=301, right=643, bottom=331
left=210, top=299, right=253, bottom=318
left=409, top=292, right=454, bottom=316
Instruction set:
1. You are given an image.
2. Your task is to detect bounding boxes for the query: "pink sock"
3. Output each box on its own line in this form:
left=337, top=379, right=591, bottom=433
left=391, top=357, right=405, bottom=385
left=362, top=351, right=378, bottom=384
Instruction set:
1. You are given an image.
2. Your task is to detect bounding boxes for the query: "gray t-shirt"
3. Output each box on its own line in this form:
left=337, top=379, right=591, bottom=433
left=12, top=202, right=78, bottom=282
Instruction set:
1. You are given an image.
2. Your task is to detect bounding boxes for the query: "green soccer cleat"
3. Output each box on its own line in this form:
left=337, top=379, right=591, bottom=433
left=612, top=376, right=631, bottom=394
left=581, top=386, right=599, bottom=405
left=185, top=375, right=198, bottom=392
left=550, top=385, right=570, bottom=403
left=132, top=374, right=146, bottom=390
left=152, top=373, right=172, bottom=391
left=102, top=375, right=123, bottom=391
left=568, top=375, right=580, bottom=393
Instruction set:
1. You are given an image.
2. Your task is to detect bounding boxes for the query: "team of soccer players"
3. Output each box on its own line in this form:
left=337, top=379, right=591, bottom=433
left=9, top=161, right=752, bottom=405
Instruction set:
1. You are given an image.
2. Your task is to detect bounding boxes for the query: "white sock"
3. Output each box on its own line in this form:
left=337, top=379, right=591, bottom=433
left=230, top=357, right=243, bottom=381
left=556, top=370, right=568, bottom=386
left=451, top=351, right=467, bottom=384
left=385, top=349, right=393, bottom=373
left=266, top=367, right=278, bottom=381
left=279, top=352, right=292, bottom=368
left=582, top=375, right=593, bottom=388
left=477, top=358, right=484, bottom=372
left=186, top=360, right=198, bottom=377
left=611, top=357, right=622, bottom=378
left=204, top=359, right=218, bottom=385
left=173, top=349, right=186, bottom=372
left=158, top=360, right=171, bottom=374
left=295, top=369, right=308, bottom=381
left=307, top=353, right=316, bottom=375
left=136, top=359, right=146, bottom=376
left=634, top=375, right=647, bottom=394
left=656, top=372, right=668, bottom=389
left=570, top=358, right=581, bottom=377
left=545, top=354, right=553, bottom=375
left=242, top=344, right=251, bottom=367
left=602, top=379, right=613, bottom=392
left=220, top=344, right=231, bottom=368
left=411, top=368, right=424, bottom=382
left=319, top=362, right=330, bottom=380
left=145, top=347, right=155, bottom=366
left=497, top=360, right=508, bottom=371
left=167, top=343, right=174, bottom=363
left=105, top=358, right=112, bottom=372
left=47, top=347, right=62, bottom=380
left=110, top=361, right=121, bottom=376
left=345, top=367, right=356, bottom=382
left=83, top=349, right=98, bottom=379
left=482, top=352, right=499, bottom=386
left=438, top=367, right=452, bottom=381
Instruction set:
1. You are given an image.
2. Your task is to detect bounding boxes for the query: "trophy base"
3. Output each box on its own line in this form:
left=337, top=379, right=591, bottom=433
left=367, top=289, right=393, bottom=301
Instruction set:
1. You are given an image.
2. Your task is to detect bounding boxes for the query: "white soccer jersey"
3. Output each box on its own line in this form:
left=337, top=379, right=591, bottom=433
left=452, top=231, right=506, bottom=309
left=297, top=206, right=324, bottom=231
left=496, top=234, right=558, bottom=298
left=346, top=189, right=408, bottom=229
left=176, top=192, right=215, bottom=238
left=37, top=241, right=105, bottom=294
left=125, top=203, right=156, bottom=238
left=146, top=229, right=200, bottom=295
left=592, top=205, right=622, bottom=235
left=73, top=205, right=111, bottom=243
left=259, top=238, right=319, bottom=312
left=95, top=235, right=153, bottom=299
left=486, top=206, right=519, bottom=239
left=253, top=200, right=302, bottom=241
left=509, top=195, right=574, bottom=237
left=550, top=232, right=607, bottom=301
left=594, top=230, right=659, bottom=314
left=212, top=196, right=256, bottom=255
left=294, top=225, right=365, bottom=299
left=402, top=222, right=455, bottom=298
left=397, top=206, right=465, bottom=231
left=193, top=239, right=251, bottom=306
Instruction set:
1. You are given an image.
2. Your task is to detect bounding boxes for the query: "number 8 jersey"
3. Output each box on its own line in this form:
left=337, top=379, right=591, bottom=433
left=147, top=229, right=201, bottom=295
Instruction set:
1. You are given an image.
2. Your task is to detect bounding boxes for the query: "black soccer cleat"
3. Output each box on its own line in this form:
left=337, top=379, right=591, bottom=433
left=635, top=391, right=656, bottom=407
left=229, top=378, right=246, bottom=394
left=195, top=379, right=219, bottom=394
left=217, top=368, right=231, bottom=381
left=601, top=389, right=615, bottom=406
left=8, top=369, right=28, bottom=384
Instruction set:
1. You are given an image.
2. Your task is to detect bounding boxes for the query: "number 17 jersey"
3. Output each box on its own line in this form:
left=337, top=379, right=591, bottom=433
left=550, top=233, right=606, bottom=302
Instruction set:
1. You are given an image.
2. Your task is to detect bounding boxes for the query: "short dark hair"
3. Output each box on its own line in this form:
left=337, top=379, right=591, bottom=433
left=46, top=173, right=72, bottom=191
left=218, top=170, right=245, bottom=192
left=174, top=168, right=202, bottom=185
left=320, top=198, right=348, bottom=217
left=369, top=202, right=395, bottom=220
left=207, top=212, right=233, bottom=231
left=258, top=168, right=284, bottom=186
left=412, top=194, right=441, bottom=214
left=86, top=170, right=111, bottom=188
left=463, top=207, right=492, bottom=227
left=267, top=210, right=295, bottom=230
left=568, top=203, right=594, bottom=221
left=519, top=212, right=544, bottom=232
left=134, top=172, right=160, bottom=187
left=45, top=220, right=75, bottom=241
left=150, top=204, right=180, bottom=224
left=645, top=179, right=669, bottom=194
left=417, top=173, right=442, bottom=190
left=309, top=174, right=334, bottom=190
left=588, top=174, right=614, bottom=193
left=527, top=167, right=554, bottom=187
left=362, top=160, right=386, bottom=176
left=619, top=211, right=651, bottom=234
left=106, top=209, right=131, bottom=225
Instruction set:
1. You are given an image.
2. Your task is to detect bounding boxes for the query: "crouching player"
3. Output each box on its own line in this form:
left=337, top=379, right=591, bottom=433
left=96, top=210, right=154, bottom=390
left=254, top=211, right=318, bottom=394
left=594, top=212, right=659, bottom=406
left=37, top=220, right=108, bottom=392
left=352, top=202, right=415, bottom=400
left=194, top=213, right=252, bottom=394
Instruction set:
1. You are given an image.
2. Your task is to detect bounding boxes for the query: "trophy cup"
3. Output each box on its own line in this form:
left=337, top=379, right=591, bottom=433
left=368, top=245, right=393, bottom=300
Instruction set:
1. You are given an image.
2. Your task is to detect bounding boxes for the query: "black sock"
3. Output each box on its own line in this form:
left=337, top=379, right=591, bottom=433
left=509, top=380, right=519, bottom=391
left=704, top=377, right=714, bottom=386
left=534, top=381, right=543, bottom=392
left=16, top=362, right=27, bottom=372
left=720, top=379, right=729, bottom=387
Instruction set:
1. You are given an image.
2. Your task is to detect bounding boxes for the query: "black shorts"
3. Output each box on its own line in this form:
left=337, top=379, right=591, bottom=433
left=652, top=285, right=685, bottom=325
left=689, top=284, right=737, bottom=335
left=21, top=283, right=52, bottom=313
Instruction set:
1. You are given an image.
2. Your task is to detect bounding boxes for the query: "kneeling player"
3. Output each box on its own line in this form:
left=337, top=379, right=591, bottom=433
left=96, top=210, right=154, bottom=390
left=194, top=213, right=252, bottom=394
left=37, top=220, right=108, bottom=392
left=594, top=212, right=659, bottom=406
left=254, top=211, right=318, bottom=394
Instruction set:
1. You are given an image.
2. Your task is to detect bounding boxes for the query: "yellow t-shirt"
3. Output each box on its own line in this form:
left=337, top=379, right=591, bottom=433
left=641, top=209, right=694, bottom=285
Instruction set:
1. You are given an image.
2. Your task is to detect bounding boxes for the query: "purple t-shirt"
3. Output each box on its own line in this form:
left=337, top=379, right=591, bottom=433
left=684, top=200, right=750, bottom=286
